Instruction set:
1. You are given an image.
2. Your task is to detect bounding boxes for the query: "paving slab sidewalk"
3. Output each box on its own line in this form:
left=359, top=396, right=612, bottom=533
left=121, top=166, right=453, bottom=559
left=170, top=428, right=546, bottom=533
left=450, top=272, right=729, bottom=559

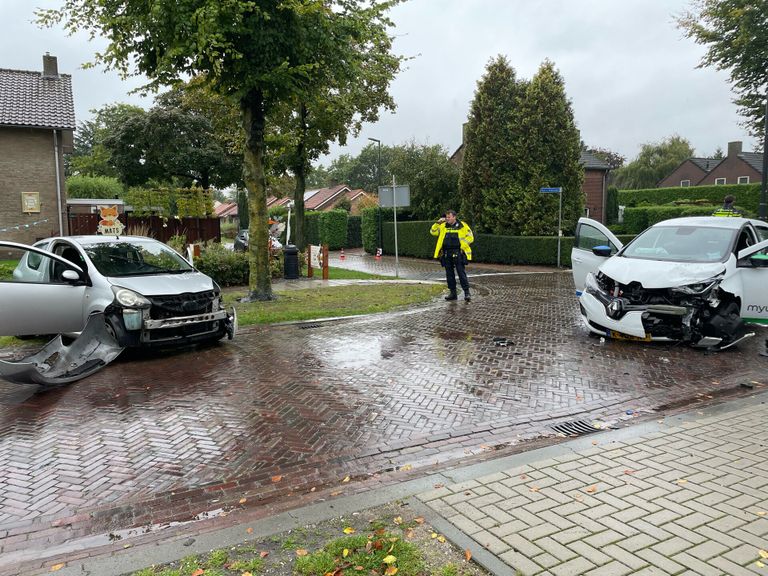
left=39, top=391, right=768, bottom=576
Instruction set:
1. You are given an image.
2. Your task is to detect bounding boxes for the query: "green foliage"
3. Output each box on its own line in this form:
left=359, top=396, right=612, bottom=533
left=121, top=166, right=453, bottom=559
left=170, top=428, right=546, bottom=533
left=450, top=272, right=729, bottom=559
left=677, top=0, right=768, bottom=140
left=65, top=175, right=124, bottom=199
left=195, top=243, right=249, bottom=286
left=0, top=260, right=18, bottom=281
left=318, top=210, right=348, bottom=250
left=347, top=215, right=362, bottom=248
left=166, top=235, right=188, bottom=255
left=205, top=549, right=229, bottom=568
left=618, top=182, right=761, bottom=212
left=124, top=187, right=213, bottom=217
left=329, top=144, right=395, bottom=193
left=605, top=185, right=619, bottom=224
left=361, top=207, right=379, bottom=253
left=612, top=136, right=695, bottom=189
left=228, top=558, right=264, bottom=572
left=305, top=212, right=321, bottom=246
left=622, top=205, right=722, bottom=234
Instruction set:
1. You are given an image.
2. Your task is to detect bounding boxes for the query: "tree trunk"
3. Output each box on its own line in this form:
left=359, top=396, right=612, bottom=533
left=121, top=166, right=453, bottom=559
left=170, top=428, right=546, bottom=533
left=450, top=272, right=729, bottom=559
left=293, top=103, right=308, bottom=251
left=242, top=89, right=273, bottom=300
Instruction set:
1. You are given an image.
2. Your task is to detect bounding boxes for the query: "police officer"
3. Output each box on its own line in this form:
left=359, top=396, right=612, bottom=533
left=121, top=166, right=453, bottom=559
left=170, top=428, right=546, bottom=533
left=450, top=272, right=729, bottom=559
left=712, top=195, right=742, bottom=217
left=431, top=209, right=474, bottom=301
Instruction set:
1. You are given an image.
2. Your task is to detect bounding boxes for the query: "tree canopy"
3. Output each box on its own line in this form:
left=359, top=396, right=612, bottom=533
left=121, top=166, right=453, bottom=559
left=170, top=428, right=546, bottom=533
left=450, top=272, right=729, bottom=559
left=613, top=135, right=695, bottom=189
left=677, top=0, right=768, bottom=141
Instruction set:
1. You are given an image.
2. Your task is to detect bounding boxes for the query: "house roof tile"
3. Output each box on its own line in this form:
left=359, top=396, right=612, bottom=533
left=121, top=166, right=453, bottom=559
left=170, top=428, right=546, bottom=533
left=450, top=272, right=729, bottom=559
left=689, top=157, right=718, bottom=171
left=0, top=67, right=75, bottom=129
left=579, top=150, right=610, bottom=170
left=739, top=152, right=763, bottom=173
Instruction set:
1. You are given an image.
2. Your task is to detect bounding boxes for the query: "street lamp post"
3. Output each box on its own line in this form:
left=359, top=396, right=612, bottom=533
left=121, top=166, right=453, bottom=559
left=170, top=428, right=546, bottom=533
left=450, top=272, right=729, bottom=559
left=368, top=137, right=382, bottom=251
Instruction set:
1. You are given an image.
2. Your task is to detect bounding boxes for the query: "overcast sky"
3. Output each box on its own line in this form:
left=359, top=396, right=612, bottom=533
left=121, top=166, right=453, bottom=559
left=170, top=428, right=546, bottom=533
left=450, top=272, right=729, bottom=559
left=2, top=0, right=757, bottom=166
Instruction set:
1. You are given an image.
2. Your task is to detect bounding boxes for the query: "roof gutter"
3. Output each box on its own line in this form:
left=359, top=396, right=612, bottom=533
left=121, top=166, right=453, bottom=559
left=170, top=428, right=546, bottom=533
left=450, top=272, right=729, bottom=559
left=53, top=129, right=64, bottom=235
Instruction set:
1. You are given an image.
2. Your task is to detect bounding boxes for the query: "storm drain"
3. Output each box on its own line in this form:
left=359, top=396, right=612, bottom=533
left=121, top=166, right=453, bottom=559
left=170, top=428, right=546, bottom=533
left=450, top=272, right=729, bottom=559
left=298, top=323, right=323, bottom=329
left=551, top=419, right=601, bottom=437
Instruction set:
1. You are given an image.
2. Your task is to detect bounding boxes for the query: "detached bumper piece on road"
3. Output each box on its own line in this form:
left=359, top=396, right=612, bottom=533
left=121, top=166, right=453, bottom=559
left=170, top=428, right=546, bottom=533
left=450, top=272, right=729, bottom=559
left=0, top=313, right=123, bottom=386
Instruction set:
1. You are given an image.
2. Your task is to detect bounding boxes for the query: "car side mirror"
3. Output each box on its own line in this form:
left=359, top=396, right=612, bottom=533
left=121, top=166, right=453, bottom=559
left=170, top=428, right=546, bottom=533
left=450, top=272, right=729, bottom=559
left=61, top=269, right=82, bottom=283
left=749, top=254, right=768, bottom=268
left=592, top=245, right=612, bottom=257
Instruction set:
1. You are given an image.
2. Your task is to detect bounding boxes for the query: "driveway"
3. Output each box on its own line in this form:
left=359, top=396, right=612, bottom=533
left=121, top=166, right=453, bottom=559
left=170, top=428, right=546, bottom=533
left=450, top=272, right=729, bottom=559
left=0, top=250, right=765, bottom=571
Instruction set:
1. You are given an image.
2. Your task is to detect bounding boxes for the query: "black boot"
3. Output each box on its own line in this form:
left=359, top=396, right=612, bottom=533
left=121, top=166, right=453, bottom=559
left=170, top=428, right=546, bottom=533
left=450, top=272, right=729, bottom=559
left=445, top=291, right=458, bottom=301
left=464, top=291, right=471, bottom=302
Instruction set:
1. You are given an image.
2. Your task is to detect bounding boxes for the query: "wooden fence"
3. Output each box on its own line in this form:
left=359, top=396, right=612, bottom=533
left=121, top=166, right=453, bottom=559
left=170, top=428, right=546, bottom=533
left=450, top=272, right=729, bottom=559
left=67, top=212, right=221, bottom=243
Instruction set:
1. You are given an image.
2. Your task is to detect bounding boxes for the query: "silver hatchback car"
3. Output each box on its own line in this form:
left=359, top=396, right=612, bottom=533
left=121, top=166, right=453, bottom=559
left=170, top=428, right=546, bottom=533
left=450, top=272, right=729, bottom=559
left=0, top=235, right=236, bottom=347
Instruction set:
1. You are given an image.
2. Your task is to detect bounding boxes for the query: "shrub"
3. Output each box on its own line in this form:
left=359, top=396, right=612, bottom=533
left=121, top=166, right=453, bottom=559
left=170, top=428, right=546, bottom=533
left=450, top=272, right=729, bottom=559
left=347, top=215, right=362, bottom=248
left=66, top=175, right=124, bottom=199
left=605, top=185, right=619, bottom=224
left=318, top=209, right=348, bottom=249
left=361, top=207, right=378, bottom=253
left=166, top=234, right=188, bottom=255
left=618, top=183, right=760, bottom=212
left=622, top=204, right=720, bottom=234
left=195, top=243, right=248, bottom=286
left=305, top=211, right=321, bottom=245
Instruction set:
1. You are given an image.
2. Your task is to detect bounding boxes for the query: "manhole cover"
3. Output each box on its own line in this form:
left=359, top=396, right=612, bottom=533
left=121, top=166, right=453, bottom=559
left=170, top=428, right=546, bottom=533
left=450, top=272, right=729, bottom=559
left=551, top=419, right=601, bottom=437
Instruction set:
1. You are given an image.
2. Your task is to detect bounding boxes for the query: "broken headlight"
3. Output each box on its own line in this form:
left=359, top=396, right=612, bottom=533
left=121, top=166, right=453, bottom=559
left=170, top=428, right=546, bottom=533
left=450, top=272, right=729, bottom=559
left=112, top=286, right=151, bottom=309
left=670, top=277, right=721, bottom=296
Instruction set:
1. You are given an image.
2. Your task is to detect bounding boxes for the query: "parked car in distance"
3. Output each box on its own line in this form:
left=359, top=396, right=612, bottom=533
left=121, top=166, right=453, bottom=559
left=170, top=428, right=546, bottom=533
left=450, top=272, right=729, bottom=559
left=0, top=236, right=236, bottom=348
left=571, top=216, right=768, bottom=349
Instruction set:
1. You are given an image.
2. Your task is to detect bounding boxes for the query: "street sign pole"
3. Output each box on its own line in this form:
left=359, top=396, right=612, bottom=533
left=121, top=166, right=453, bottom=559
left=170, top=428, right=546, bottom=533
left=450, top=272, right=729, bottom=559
left=392, top=174, right=399, bottom=278
left=540, top=187, right=563, bottom=268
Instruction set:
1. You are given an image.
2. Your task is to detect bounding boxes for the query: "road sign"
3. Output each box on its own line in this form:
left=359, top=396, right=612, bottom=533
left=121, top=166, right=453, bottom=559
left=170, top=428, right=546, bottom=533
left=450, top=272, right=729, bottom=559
left=539, top=187, right=562, bottom=194
left=378, top=185, right=411, bottom=207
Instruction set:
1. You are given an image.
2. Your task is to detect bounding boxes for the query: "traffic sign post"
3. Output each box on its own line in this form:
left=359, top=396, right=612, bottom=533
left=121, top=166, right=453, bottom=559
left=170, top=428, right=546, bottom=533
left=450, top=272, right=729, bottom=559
left=378, top=182, right=411, bottom=278
left=540, top=187, right=563, bottom=268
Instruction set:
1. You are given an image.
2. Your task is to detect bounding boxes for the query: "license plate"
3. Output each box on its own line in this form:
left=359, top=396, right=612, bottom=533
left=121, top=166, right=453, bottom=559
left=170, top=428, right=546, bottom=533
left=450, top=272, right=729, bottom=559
left=610, top=330, right=652, bottom=342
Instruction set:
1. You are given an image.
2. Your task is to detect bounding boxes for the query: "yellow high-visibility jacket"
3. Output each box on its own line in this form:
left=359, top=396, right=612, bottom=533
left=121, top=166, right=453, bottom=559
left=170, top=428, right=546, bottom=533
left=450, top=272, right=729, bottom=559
left=430, top=220, right=474, bottom=260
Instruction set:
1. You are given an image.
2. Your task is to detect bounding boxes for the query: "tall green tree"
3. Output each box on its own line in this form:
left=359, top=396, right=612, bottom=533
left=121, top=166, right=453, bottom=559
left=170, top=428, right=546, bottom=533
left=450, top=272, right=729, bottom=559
left=677, top=0, right=768, bottom=140
left=512, top=61, right=583, bottom=236
left=458, top=56, right=526, bottom=233
left=40, top=0, right=401, bottom=301
left=613, top=136, right=695, bottom=189
left=328, top=144, right=395, bottom=192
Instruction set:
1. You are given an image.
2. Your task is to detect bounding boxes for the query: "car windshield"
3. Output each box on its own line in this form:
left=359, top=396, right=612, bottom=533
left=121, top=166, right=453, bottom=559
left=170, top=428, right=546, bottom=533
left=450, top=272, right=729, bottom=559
left=621, top=225, right=736, bottom=263
left=82, top=239, right=194, bottom=277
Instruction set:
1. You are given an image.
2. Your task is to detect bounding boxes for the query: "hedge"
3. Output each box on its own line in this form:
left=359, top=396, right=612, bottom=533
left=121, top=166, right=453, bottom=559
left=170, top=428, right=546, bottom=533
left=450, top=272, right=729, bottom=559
left=66, top=175, right=124, bottom=199
left=361, top=207, right=378, bottom=253
left=318, top=209, right=348, bottom=250
left=379, top=220, right=635, bottom=267
left=347, top=215, right=362, bottom=248
left=618, top=183, right=760, bottom=213
left=622, top=205, right=719, bottom=234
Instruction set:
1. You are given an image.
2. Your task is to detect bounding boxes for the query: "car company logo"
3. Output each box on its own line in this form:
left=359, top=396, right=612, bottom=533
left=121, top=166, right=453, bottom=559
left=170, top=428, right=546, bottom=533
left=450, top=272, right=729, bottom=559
left=746, top=304, right=768, bottom=315
left=607, top=299, right=623, bottom=318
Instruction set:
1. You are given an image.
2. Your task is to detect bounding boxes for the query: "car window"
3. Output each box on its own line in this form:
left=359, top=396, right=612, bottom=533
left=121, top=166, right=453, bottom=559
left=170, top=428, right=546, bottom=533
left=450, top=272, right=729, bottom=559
left=26, top=241, right=49, bottom=271
left=755, top=225, right=768, bottom=242
left=576, top=223, right=617, bottom=253
left=82, top=239, right=195, bottom=277
left=735, top=227, right=757, bottom=253
left=0, top=246, right=65, bottom=284
left=622, top=225, right=735, bottom=263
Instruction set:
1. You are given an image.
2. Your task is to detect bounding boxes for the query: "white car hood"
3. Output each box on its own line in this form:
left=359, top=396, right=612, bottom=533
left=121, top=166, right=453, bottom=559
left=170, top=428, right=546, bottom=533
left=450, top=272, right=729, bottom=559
left=107, top=272, right=214, bottom=296
left=599, top=256, right=726, bottom=289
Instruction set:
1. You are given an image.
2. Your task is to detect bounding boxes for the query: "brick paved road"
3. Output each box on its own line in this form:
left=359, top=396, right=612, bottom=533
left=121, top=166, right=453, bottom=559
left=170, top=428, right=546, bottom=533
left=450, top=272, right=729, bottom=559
left=418, top=401, right=768, bottom=575
left=0, top=250, right=765, bottom=572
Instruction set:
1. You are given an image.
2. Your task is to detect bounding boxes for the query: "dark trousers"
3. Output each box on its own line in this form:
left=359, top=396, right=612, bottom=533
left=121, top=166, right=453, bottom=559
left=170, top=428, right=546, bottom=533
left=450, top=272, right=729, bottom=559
left=444, top=250, right=469, bottom=294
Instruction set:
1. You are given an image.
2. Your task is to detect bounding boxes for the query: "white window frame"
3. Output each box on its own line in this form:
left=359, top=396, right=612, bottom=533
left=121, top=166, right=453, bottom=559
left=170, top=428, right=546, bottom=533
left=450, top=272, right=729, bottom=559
left=715, top=177, right=726, bottom=185
left=680, top=179, right=690, bottom=187
left=737, top=176, right=750, bottom=184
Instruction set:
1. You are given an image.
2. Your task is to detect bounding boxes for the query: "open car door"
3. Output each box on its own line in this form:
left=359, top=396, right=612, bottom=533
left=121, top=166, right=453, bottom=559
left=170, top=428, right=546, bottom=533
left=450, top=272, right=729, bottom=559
left=734, top=238, right=768, bottom=326
left=571, top=218, right=623, bottom=294
left=0, top=241, right=123, bottom=386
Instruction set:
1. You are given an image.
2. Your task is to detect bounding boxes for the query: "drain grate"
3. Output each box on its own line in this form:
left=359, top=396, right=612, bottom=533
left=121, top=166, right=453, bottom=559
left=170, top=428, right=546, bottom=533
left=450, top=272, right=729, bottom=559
left=298, top=323, right=323, bottom=329
left=551, top=419, right=601, bottom=437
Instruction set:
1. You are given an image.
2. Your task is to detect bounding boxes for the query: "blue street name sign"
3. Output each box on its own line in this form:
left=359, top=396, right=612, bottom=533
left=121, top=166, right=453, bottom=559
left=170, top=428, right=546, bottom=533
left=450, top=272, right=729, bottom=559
left=539, top=187, right=562, bottom=193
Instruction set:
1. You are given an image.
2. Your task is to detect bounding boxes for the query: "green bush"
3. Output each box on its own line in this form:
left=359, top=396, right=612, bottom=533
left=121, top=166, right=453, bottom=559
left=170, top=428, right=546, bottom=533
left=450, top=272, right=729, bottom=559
left=195, top=243, right=249, bottom=286
left=305, top=211, right=321, bottom=245
left=66, top=175, right=123, bottom=199
left=318, top=209, right=348, bottom=250
left=361, top=207, right=378, bottom=253
left=605, top=186, right=619, bottom=224
left=622, top=204, right=720, bottom=234
left=619, top=183, right=760, bottom=212
left=347, top=215, right=362, bottom=247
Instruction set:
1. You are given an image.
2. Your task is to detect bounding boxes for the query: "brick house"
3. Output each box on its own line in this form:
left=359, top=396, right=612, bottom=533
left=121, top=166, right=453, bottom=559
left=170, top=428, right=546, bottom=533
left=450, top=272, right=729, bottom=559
left=657, top=141, right=762, bottom=188
left=0, top=54, right=75, bottom=244
left=267, top=184, right=370, bottom=214
left=450, top=141, right=612, bottom=223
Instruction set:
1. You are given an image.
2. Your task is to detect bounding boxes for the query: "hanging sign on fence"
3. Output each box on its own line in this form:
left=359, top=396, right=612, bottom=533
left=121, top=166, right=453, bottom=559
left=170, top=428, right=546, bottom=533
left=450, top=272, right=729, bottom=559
left=309, top=244, right=324, bottom=269
left=97, top=205, right=125, bottom=236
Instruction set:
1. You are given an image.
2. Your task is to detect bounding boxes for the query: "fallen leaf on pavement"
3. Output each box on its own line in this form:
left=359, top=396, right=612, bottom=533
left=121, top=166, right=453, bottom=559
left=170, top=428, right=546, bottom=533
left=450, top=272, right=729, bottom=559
left=330, top=490, right=343, bottom=496
left=343, top=548, right=349, bottom=558
left=342, top=476, right=350, bottom=483
left=465, top=549, right=472, bottom=561
left=246, top=527, right=253, bottom=534
left=310, top=487, right=316, bottom=492
left=591, top=440, right=599, bottom=445
left=400, top=464, right=412, bottom=471
left=295, top=549, right=309, bottom=557
left=414, top=517, right=425, bottom=524
left=757, top=511, right=766, bottom=516
left=354, top=566, right=364, bottom=571
left=393, top=516, right=403, bottom=525
left=191, top=570, right=204, bottom=576
left=343, top=527, right=356, bottom=534
left=243, top=572, right=253, bottom=576
left=675, top=479, right=688, bottom=485
left=405, top=528, right=414, bottom=539
left=259, top=551, right=269, bottom=558
left=530, top=486, right=540, bottom=492
left=271, top=475, right=282, bottom=483
left=759, top=549, right=768, bottom=559
left=431, top=533, right=438, bottom=539
left=385, top=567, right=398, bottom=576
left=756, top=561, right=765, bottom=568
left=520, top=474, right=528, bottom=480
left=382, top=555, right=397, bottom=564
left=586, top=485, right=597, bottom=493
left=50, top=565, right=65, bottom=572
left=433, top=483, right=445, bottom=489
left=437, top=535, right=446, bottom=543
left=239, top=497, right=247, bottom=504
left=623, top=469, right=635, bottom=475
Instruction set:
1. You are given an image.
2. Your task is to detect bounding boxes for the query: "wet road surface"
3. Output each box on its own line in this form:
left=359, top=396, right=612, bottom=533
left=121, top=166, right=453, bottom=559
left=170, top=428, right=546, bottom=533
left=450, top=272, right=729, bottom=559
left=0, top=250, right=766, bottom=571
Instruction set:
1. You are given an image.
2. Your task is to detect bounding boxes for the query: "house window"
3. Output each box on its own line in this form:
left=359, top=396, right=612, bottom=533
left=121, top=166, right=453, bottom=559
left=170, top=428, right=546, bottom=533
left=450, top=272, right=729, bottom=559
left=715, top=178, right=726, bottom=185
left=737, top=176, right=750, bottom=184
left=680, top=180, right=690, bottom=187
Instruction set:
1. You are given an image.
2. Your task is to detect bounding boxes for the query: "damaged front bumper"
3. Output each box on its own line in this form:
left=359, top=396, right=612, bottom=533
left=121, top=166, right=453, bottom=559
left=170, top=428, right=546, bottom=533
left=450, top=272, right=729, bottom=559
left=109, top=306, right=237, bottom=347
left=0, top=313, right=123, bottom=386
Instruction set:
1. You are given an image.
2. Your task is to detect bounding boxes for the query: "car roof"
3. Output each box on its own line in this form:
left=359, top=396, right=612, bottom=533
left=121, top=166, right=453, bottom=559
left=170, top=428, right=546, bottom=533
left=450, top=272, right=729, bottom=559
left=40, top=235, right=162, bottom=246
left=653, top=216, right=761, bottom=229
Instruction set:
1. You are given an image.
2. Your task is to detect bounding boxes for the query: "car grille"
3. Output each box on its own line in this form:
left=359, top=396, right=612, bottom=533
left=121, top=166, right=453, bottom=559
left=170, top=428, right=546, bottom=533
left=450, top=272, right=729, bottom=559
left=148, top=290, right=216, bottom=319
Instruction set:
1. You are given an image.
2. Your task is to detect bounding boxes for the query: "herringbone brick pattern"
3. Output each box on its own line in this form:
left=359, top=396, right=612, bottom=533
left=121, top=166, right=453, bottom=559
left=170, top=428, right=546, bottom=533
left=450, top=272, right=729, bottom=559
left=0, top=252, right=764, bottom=569
left=419, top=403, right=768, bottom=575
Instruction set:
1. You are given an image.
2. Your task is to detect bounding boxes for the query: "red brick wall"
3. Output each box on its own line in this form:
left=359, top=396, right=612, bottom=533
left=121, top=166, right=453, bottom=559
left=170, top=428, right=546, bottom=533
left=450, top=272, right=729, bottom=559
left=657, top=161, right=709, bottom=188
left=583, top=169, right=606, bottom=223
left=697, top=157, right=761, bottom=186
left=0, top=128, right=68, bottom=244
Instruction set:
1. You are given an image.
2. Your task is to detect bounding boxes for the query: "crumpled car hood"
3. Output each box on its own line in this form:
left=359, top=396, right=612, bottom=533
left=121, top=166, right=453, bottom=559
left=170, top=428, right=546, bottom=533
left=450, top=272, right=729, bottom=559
left=106, top=272, right=214, bottom=295
left=599, top=257, right=726, bottom=288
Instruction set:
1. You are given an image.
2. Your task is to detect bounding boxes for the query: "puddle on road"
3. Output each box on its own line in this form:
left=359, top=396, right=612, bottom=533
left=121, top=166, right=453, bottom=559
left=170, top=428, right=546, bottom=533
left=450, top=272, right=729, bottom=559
left=324, top=334, right=415, bottom=368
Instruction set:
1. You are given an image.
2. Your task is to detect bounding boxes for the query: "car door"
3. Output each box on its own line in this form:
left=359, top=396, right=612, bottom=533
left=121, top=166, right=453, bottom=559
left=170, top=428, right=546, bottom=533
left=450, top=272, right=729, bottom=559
left=571, top=218, right=623, bottom=294
left=734, top=238, right=768, bottom=326
left=0, top=241, right=87, bottom=336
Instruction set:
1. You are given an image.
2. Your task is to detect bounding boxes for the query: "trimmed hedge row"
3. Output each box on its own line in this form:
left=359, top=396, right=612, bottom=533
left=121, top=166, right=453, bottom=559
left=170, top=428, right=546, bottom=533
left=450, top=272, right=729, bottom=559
left=379, top=220, right=635, bottom=267
left=347, top=215, right=362, bottom=248
left=303, top=210, right=348, bottom=249
left=618, top=183, right=761, bottom=212
left=622, top=205, right=718, bottom=234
